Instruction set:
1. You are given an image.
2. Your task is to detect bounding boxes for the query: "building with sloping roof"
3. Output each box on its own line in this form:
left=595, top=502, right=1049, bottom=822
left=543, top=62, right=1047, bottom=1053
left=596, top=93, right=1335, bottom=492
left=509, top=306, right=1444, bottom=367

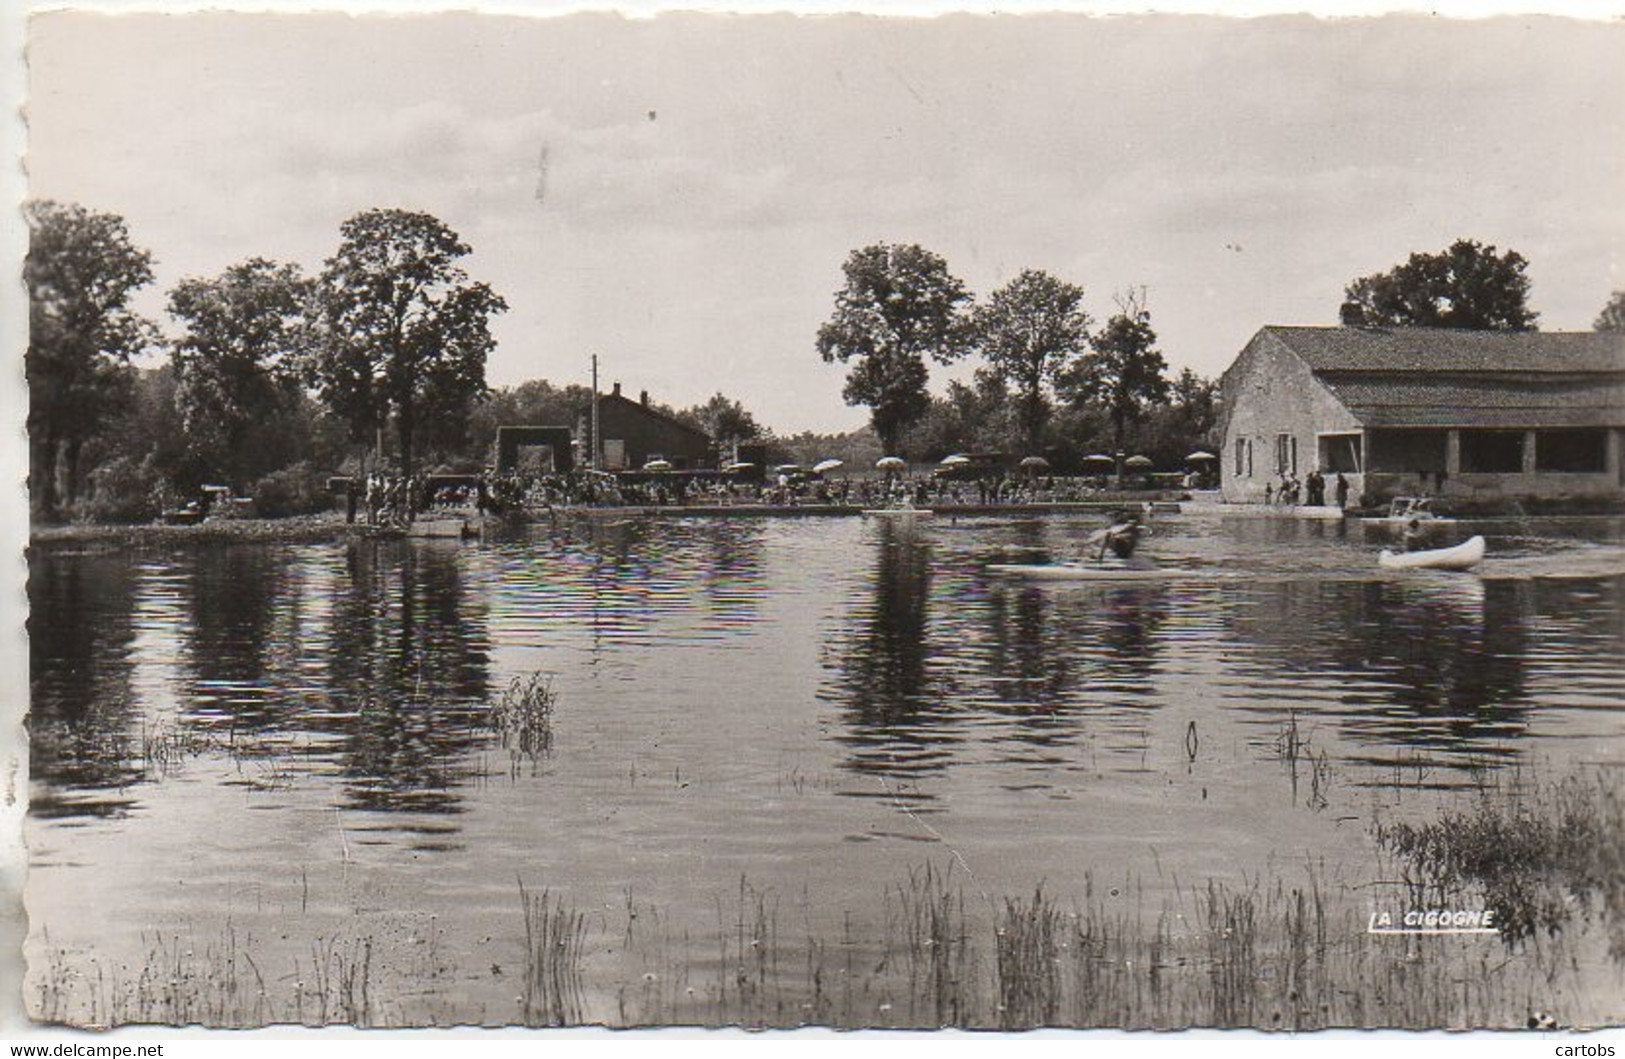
left=585, top=382, right=713, bottom=471
left=1218, top=326, right=1625, bottom=507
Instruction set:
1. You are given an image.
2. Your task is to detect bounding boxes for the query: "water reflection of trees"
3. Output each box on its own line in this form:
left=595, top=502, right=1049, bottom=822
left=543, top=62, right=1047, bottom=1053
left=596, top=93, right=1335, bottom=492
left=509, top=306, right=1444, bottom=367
left=978, top=584, right=1169, bottom=718
left=828, top=522, right=958, bottom=786
left=28, top=553, right=144, bottom=813
left=1229, top=577, right=1530, bottom=766
left=32, top=541, right=497, bottom=822
left=325, top=541, right=492, bottom=815
left=828, top=521, right=1174, bottom=787
left=183, top=545, right=291, bottom=725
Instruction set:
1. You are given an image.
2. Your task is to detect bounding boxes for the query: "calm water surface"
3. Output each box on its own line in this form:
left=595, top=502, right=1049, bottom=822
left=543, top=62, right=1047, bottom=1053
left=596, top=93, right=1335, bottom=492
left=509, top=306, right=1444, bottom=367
left=26, top=513, right=1625, bottom=1023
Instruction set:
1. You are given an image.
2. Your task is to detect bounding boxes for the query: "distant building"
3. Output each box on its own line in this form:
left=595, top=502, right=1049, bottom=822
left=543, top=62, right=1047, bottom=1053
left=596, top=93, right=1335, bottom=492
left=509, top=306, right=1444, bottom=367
left=494, top=425, right=575, bottom=474
left=1218, top=326, right=1625, bottom=507
left=588, top=382, right=712, bottom=470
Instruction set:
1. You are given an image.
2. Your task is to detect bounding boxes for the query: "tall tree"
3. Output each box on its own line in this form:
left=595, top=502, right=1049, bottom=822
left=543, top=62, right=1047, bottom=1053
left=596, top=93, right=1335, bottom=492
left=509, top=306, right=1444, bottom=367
left=1595, top=289, right=1625, bottom=333
left=1059, top=289, right=1170, bottom=457
left=678, top=393, right=763, bottom=449
left=307, top=209, right=507, bottom=485
left=901, top=371, right=1015, bottom=460
left=1140, top=368, right=1219, bottom=468
left=1339, top=239, right=1538, bottom=331
left=970, top=269, right=1092, bottom=454
left=168, top=258, right=314, bottom=487
left=467, top=379, right=595, bottom=456
left=25, top=201, right=158, bottom=518
left=816, top=243, right=970, bottom=455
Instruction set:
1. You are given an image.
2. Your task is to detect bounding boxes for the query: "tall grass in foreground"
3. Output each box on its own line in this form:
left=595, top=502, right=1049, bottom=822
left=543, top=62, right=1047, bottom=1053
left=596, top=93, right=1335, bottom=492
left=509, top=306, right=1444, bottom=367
left=519, top=883, right=586, bottom=1026
left=559, top=864, right=1606, bottom=1030
left=32, top=766, right=1625, bottom=1030
left=1377, top=771, right=1625, bottom=956
left=32, top=927, right=375, bottom=1029
left=32, top=863, right=1609, bottom=1030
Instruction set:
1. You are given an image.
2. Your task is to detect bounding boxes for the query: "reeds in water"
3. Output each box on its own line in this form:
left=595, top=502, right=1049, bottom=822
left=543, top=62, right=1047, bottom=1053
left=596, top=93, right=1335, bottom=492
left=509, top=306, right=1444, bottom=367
left=489, top=673, right=558, bottom=777
left=31, top=861, right=1606, bottom=1030
left=519, top=881, right=586, bottom=1026
left=32, top=926, right=376, bottom=1028
left=1377, top=771, right=1625, bottom=952
left=31, top=768, right=1624, bottom=1030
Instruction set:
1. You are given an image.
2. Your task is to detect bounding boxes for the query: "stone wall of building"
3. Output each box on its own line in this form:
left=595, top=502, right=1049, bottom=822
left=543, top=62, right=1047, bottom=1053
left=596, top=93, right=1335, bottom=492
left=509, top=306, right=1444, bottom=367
left=1219, top=330, right=1361, bottom=503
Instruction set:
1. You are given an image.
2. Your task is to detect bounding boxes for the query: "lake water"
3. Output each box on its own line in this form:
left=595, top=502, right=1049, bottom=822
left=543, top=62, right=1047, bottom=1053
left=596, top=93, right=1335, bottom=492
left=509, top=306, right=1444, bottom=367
left=24, top=512, right=1625, bottom=1027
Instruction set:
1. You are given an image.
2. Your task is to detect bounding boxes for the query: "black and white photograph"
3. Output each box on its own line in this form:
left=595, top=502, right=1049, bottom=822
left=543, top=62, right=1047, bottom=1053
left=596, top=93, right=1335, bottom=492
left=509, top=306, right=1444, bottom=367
left=6, top=0, right=1625, bottom=1042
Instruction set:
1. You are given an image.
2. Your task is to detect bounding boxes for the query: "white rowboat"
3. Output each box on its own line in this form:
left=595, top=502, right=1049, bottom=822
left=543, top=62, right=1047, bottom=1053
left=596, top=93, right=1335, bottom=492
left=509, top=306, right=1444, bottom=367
left=1378, top=535, right=1486, bottom=571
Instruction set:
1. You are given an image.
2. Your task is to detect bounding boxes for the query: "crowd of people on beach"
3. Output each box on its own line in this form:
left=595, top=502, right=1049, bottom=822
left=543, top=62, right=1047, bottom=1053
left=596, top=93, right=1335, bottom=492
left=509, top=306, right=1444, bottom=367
left=345, top=466, right=1179, bottom=524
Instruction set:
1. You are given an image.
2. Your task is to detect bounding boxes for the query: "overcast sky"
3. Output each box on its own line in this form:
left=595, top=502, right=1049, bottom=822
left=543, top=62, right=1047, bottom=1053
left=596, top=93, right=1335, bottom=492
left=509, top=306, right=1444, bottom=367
left=24, top=10, right=1625, bottom=434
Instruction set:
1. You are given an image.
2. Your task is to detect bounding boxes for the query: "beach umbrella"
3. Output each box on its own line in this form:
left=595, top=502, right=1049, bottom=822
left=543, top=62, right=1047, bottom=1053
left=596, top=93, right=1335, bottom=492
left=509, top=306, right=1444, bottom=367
left=1124, top=455, right=1154, bottom=469
left=723, top=461, right=755, bottom=473
left=940, top=454, right=972, bottom=466
left=1019, top=455, right=1050, bottom=470
left=813, top=458, right=844, bottom=474
left=875, top=456, right=907, bottom=471
left=774, top=463, right=804, bottom=475
left=643, top=459, right=673, bottom=472
left=1082, top=453, right=1114, bottom=465
left=1186, top=451, right=1217, bottom=462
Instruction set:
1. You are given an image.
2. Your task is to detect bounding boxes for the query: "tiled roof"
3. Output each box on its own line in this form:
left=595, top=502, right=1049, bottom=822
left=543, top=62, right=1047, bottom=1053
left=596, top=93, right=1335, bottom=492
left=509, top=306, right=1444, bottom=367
left=595, top=392, right=712, bottom=440
left=1317, top=372, right=1625, bottom=428
left=1348, top=407, right=1624, bottom=428
left=1266, top=325, right=1625, bottom=374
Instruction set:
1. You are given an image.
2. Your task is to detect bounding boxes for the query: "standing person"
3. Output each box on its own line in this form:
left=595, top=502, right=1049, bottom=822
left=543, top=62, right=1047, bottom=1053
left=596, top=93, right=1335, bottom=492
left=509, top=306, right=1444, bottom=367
left=1263, top=481, right=1274, bottom=506
left=1335, top=472, right=1350, bottom=509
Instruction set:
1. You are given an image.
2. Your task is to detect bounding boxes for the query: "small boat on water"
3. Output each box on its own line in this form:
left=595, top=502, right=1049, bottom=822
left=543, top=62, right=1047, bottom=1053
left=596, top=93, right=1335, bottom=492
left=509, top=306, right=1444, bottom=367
left=862, top=507, right=934, bottom=518
left=407, top=516, right=476, bottom=540
left=1378, top=535, right=1486, bottom=571
left=1365, top=496, right=1458, bottom=524
left=988, top=562, right=1183, bottom=582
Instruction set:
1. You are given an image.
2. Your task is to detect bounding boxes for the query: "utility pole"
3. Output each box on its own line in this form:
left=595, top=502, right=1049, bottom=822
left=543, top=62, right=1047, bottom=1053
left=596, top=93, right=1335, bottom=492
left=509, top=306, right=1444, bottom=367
left=590, top=354, right=600, bottom=472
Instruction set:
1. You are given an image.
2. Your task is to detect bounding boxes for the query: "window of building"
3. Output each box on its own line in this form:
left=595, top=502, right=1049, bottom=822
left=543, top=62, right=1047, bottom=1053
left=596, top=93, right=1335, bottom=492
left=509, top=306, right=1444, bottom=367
left=1275, top=434, right=1289, bottom=475
left=1319, top=434, right=1361, bottom=473
left=1535, top=429, right=1608, bottom=473
left=1247, top=439, right=1254, bottom=477
left=1290, top=436, right=1298, bottom=476
left=1235, top=437, right=1246, bottom=476
left=1459, top=430, right=1525, bottom=474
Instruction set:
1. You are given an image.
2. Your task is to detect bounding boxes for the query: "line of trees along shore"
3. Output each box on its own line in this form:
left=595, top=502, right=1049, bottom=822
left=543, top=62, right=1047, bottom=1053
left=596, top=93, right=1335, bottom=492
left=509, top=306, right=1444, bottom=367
left=28, top=199, right=1612, bottom=525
